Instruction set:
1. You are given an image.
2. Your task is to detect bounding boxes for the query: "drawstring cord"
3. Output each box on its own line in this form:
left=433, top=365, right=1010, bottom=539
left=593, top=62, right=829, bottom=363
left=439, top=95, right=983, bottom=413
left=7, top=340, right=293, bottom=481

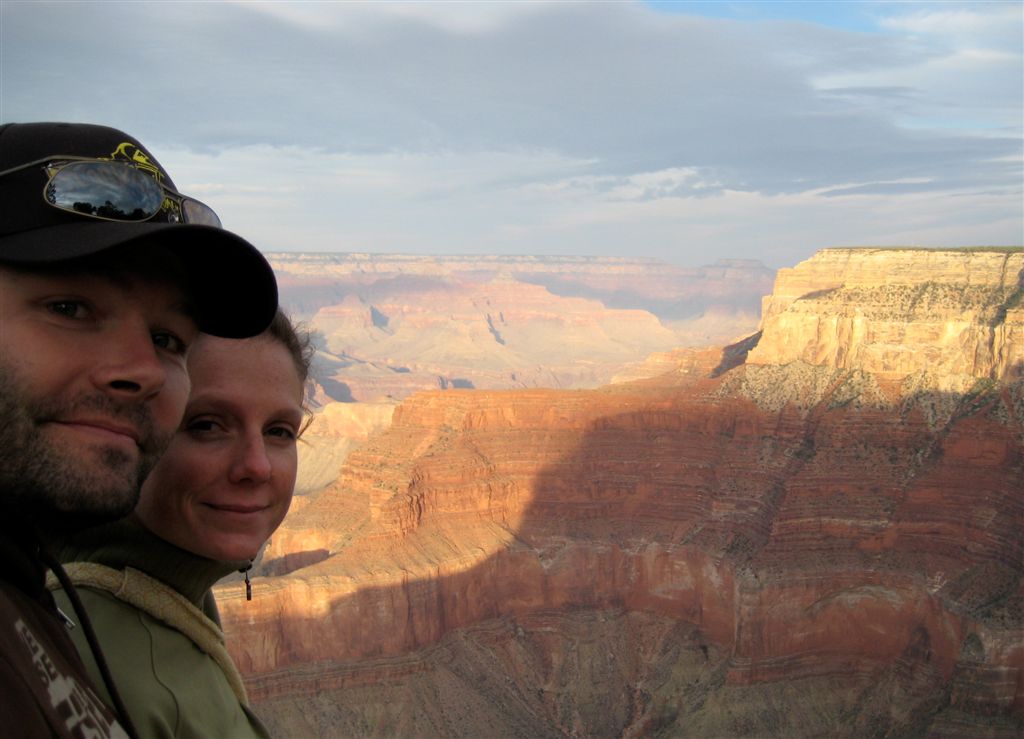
left=240, top=561, right=253, bottom=601
left=39, top=545, right=140, bottom=739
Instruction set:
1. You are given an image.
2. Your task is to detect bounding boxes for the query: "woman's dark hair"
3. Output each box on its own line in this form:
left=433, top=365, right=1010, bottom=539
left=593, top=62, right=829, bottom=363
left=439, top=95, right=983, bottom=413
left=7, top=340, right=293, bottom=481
left=263, top=310, right=317, bottom=437
left=264, top=308, right=314, bottom=387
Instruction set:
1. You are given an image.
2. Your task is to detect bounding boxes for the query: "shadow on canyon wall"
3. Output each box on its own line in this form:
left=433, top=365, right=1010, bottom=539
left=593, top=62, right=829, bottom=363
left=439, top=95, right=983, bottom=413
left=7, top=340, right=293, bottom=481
left=244, top=365, right=1023, bottom=737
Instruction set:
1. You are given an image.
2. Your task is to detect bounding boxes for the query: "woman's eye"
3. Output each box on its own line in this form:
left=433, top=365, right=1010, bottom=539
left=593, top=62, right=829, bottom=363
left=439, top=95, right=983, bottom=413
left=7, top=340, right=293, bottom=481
left=267, top=426, right=297, bottom=441
left=153, top=332, right=187, bottom=355
left=186, top=418, right=219, bottom=433
left=47, top=300, right=90, bottom=319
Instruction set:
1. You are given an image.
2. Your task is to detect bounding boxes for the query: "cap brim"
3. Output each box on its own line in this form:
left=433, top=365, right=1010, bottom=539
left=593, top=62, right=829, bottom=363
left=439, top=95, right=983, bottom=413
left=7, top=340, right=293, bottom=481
left=0, top=221, right=278, bottom=339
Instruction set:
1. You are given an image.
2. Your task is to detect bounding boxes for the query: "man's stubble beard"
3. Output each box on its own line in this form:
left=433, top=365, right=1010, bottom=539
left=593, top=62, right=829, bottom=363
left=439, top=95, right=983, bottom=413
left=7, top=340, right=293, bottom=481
left=0, top=364, right=173, bottom=528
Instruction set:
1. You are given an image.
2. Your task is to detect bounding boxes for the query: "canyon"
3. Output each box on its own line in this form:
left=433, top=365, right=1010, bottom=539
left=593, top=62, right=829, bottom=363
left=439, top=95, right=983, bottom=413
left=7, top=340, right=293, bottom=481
left=217, top=248, right=1023, bottom=737
left=269, top=253, right=772, bottom=402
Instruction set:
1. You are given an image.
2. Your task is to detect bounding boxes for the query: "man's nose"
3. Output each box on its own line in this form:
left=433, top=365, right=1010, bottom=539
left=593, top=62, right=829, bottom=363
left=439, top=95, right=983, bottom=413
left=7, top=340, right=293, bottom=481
left=91, top=326, right=167, bottom=399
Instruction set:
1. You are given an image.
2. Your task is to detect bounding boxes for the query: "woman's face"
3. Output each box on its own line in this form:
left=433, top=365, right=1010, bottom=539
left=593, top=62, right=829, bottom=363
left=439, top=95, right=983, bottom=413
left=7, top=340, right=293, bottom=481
left=135, top=334, right=304, bottom=562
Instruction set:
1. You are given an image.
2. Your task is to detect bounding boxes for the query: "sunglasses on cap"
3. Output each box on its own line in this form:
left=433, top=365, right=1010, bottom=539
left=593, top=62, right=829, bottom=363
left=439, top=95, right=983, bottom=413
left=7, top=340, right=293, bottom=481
left=0, top=155, right=222, bottom=228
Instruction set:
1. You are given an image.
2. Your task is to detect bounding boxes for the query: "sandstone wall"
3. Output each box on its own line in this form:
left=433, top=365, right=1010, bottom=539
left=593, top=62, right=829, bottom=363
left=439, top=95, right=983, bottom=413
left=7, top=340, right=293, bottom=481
left=748, top=248, right=1024, bottom=385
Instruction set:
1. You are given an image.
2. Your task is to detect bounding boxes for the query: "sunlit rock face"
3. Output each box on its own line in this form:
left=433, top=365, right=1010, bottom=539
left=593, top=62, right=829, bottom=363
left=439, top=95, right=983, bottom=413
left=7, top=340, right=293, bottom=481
left=748, top=248, right=1024, bottom=386
left=218, top=248, right=1023, bottom=738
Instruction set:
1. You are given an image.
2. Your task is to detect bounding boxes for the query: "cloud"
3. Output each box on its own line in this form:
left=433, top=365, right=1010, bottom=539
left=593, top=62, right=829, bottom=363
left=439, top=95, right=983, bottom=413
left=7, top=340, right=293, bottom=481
left=1, top=0, right=1019, bottom=267
left=815, top=3, right=1022, bottom=133
left=878, top=4, right=1022, bottom=49
left=236, top=0, right=551, bottom=35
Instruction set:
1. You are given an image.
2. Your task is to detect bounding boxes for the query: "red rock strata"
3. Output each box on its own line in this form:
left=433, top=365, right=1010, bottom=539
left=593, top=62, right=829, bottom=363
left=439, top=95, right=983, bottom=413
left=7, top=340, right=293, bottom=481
left=218, top=249, right=1023, bottom=737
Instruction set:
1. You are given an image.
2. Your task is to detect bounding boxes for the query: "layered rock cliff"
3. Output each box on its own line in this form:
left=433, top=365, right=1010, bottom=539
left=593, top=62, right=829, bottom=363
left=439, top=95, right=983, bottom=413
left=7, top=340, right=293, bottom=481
left=218, top=247, right=1023, bottom=738
left=748, top=248, right=1023, bottom=387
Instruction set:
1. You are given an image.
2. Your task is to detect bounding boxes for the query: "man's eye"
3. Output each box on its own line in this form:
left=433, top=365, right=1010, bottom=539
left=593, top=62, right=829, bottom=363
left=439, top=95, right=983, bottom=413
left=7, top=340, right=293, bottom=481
left=47, top=300, right=89, bottom=319
left=153, top=332, right=187, bottom=354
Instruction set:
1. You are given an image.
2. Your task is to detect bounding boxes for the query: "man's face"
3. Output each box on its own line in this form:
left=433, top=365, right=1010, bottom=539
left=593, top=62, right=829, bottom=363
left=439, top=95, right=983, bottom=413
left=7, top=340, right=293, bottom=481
left=0, top=258, right=198, bottom=526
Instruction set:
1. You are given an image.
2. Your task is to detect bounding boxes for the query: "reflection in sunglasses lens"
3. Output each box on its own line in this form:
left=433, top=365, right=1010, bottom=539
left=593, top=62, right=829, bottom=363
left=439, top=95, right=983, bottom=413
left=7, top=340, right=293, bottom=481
left=47, top=161, right=163, bottom=221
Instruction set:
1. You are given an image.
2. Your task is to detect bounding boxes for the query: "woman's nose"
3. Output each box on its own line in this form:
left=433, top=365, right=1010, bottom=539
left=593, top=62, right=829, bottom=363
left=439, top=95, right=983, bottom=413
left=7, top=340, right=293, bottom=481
left=228, top=436, right=272, bottom=484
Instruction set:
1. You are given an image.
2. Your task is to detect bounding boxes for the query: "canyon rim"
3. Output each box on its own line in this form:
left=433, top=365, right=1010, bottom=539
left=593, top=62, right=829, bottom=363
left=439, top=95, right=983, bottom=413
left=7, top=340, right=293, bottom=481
left=217, top=247, right=1023, bottom=738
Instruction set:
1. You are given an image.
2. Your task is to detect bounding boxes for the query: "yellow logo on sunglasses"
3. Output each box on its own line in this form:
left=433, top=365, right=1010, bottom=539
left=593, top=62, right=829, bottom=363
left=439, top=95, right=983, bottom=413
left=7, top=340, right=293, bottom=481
left=109, top=142, right=166, bottom=183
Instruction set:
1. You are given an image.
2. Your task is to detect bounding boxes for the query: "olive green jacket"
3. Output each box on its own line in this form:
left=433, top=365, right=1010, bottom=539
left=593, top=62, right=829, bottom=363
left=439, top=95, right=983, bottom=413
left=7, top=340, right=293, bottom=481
left=48, top=517, right=270, bottom=739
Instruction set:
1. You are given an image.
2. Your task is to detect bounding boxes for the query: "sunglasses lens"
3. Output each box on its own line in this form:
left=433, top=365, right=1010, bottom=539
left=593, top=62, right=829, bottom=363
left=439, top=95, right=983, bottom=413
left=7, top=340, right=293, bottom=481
left=45, top=161, right=163, bottom=221
left=182, top=198, right=222, bottom=228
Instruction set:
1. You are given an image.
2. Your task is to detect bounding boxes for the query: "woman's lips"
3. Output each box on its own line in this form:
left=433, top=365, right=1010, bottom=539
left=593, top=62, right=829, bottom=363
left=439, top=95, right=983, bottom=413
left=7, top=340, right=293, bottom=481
left=203, top=503, right=268, bottom=514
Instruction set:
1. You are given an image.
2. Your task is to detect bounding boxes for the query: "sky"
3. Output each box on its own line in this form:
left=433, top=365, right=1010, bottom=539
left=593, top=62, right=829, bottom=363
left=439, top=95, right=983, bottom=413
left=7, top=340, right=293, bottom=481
left=1, top=1, right=1021, bottom=269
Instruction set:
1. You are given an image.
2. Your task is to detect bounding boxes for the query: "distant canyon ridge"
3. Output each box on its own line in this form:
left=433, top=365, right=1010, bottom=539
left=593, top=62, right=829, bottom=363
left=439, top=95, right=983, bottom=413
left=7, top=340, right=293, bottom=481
left=269, top=253, right=773, bottom=404
left=218, top=248, right=1022, bottom=737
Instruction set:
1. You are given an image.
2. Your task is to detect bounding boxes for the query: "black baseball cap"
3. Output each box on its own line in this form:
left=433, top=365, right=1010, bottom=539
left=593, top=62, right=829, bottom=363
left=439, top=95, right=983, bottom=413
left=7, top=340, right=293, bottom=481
left=0, top=121, right=278, bottom=338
